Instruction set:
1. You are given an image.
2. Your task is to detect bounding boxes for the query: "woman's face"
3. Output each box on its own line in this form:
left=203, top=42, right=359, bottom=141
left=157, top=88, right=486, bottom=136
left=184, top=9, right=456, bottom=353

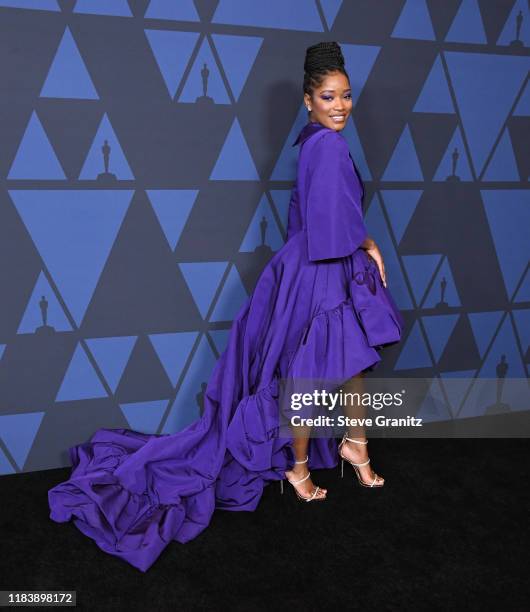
left=304, top=71, right=352, bottom=131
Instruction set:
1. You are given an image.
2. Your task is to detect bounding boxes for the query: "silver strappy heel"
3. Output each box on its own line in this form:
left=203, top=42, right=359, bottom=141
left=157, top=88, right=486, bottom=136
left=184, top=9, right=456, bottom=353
left=338, top=434, right=384, bottom=488
left=280, top=456, right=326, bottom=502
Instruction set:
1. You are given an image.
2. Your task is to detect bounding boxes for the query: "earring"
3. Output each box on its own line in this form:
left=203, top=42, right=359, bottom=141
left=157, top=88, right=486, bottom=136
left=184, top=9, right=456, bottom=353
left=307, top=107, right=311, bottom=111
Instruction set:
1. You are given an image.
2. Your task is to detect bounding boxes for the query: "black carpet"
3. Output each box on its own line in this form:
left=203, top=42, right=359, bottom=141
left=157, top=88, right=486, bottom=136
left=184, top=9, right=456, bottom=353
left=1, top=438, right=529, bottom=611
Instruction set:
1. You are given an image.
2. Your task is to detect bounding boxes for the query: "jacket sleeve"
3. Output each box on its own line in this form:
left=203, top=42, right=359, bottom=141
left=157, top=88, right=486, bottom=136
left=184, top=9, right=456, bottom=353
left=306, top=131, right=368, bottom=262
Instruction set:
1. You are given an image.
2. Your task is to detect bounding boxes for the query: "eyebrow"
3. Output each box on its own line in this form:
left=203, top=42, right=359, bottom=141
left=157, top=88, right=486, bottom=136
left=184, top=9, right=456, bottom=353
left=319, top=89, right=351, bottom=93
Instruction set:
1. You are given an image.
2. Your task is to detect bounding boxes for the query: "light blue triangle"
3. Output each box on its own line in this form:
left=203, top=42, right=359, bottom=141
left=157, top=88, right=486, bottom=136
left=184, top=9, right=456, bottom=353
left=413, top=55, right=454, bottom=113
left=212, top=0, right=324, bottom=32
left=434, top=126, right=474, bottom=181
left=424, top=257, right=462, bottom=308
left=380, top=189, right=421, bottom=243
left=365, top=195, right=413, bottom=310
left=240, top=194, right=284, bottom=252
left=391, top=0, right=435, bottom=41
left=0, top=345, right=5, bottom=361
left=482, top=129, right=520, bottom=181
left=145, top=0, right=199, bottom=21
left=395, top=321, right=433, bottom=370
left=40, top=27, right=99, bottom=99
left=161, top=334, right=217, bottom=433
left=445, top=0, right=486, bottom=44
left=120, top=399, right=167, bottom=434
left=210, top=118, right=259, bottom=180
left=74, top=0, right=132, bottom=17
left=86, top=336, right=137, bottom=393
left=270, top=104, right=307, bottom=180
left=340, top=43, right=381, bottom=106
left=0, top=449, right=16, bottom=475
left=514, top=269, right=530, bottom=303
left=270, top=190, right=291, bottom=233
left=9, top=190, right=133, bottom=326
left=445, top=52, right=529, bottom=175
left=513, top=308, right=530, bottom=356
left=208, top=329, right=231, bottom=355
left=211, top=34, right=263, bottom=101
left=422, top=314, right=459, bottom=362
left=478, top=316, right=526, bottom=377
left=0, top=412, right=44, bottom=470
left=482, top=189, right=530, bottom=298
left=179, top=262, right=228, bottom=318
left=179, top=37, right=230, bottom=103
left=496, top=0, right=529, bottom=47
left=0, top=1, right=58, bottom=10
left=17, top=271, right=73, bottom=334
left=56, top=343, right=107, bottom=401
left=8, top=112, right=66, bottom=179
left=147, top=189, right=197, bottom=250
left=320, top=0, right=343, bottom=29
left=382, top=125, right=423, bottom=181
left=145, top=29, right=199, bottom=99
left=149, top=331, right=198, bottom=386
left=402, top=254, right=442, bottom=305
left=79, top=113, right=134, bottom=179
left=209, top=265, right=249, bottom=322
left=468, top=311, right=503, bottom=358
left=341, top=116, right=372, bottom=179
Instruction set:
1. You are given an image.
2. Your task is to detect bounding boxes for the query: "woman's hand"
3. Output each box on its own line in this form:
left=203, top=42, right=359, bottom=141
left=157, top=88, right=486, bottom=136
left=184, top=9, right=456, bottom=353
left=363, top=239, right=387, bottom=288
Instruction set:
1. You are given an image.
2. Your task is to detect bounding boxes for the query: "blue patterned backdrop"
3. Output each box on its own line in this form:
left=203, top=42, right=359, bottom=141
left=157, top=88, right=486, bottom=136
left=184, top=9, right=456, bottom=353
left=0, top=0, right=528, bottom=473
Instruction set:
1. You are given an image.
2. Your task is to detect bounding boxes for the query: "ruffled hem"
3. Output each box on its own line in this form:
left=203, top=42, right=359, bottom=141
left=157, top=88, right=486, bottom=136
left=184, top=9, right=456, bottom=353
left=48, top=297, right=384, bottom=572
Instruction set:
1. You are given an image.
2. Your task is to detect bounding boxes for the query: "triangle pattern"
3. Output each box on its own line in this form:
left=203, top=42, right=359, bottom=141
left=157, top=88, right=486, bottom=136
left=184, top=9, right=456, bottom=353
left=468, top=310, right=504, bottom=358
left=402, top=254, right=442, bottom=306
left=56, top=343, right=108, bottom=401
left=17, top=271, right=73, bottom=334
left=79, top=113, right=134, bottom=180
left=145, top=29, right=199, bottom=99
left=209, top=117, right=259, bottom=180
left=416, top=377, right=453, bottom=422
left=413, top=55, right=454, bottom=114
left=439, top=369, right=476, bottom=416
left=482, top=129, right=520, bottom=181
left=496, top=0, right=528, bottom=47
left=270, top=104, right=307, bottom=181
left=209, top=265, right=249, bottom=322
left=340, top=44, right=381, bottom=106
left=391, top=0, right=435, bottom=41
left=179, top=262, right=228, bottom=318
left=161, top=334, right=217, bottom=433
left=433, top=125, right=474, bottom=181
left=208, top=329, right=231, bottom=355
left=512, top=309, right=530, bottom=358
left=8, top=112, right=66, bottom=179
left=340, top=116, right=372, bottom=180
left=211, top=34, right=264, bottom=101
left=423, top=257, right=462, bottom=308
left=120, top=399, right=167, bottom=434
left=382, top=124, right=423, bottom=181
left=395, top=320, right=433, bottom=370
left=482, top=189, right=530, bottom=298
left=445, top=0, right=487, bottom=44
left=422, top=314, right=460, bottom=362
left=239, top=194, right=284, bottom=252
left=380, top=189, right=421, bottom=244
left=147, top=189, right=197, bottom=251
left=179, top=37, right=230, bottom=104
left=86, top=336, right=137, bottom=393
left=40, top=27, right=99, bottom=99
left=320, top=0, right=343, bottom=30
left=514, top=268, right=530, bottom=303
left=0, top=449, right=16, bottom=476
left=0, top=412, right=45, bottom=470
left=269, top=190, right=291, bottom=233
left=0, top=0, right=59, bottom=9
left=9, top=189, right=133, bottom=326
left=149, top=331, right=198, bottom=387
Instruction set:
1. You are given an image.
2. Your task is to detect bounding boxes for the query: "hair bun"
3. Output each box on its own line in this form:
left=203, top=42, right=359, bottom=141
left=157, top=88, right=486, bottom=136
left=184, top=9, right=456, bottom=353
left=304, top=41, right=345, bottom=74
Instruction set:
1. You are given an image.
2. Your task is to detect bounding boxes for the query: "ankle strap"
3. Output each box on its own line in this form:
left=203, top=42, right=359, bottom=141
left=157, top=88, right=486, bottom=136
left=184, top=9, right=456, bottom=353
left=344, top=436, right=368, bottom=445
left=287, top=471, right=311, bottom=485
left=294, top=455, right=309, bottom=464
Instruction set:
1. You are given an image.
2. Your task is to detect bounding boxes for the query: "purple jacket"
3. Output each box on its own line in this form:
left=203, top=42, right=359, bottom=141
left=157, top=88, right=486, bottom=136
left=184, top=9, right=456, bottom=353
left=287, top=121, right=368, bottom=261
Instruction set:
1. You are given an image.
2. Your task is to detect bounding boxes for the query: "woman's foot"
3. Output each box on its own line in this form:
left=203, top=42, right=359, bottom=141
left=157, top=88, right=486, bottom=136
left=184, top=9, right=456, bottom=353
left=285, top=462, right=327, bottom=500
left=339, top=438, right=384, bottom=486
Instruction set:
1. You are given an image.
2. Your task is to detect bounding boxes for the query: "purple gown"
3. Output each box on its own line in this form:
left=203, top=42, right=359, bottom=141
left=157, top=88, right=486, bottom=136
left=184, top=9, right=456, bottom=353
left=48, top=120, right=403, bottom=572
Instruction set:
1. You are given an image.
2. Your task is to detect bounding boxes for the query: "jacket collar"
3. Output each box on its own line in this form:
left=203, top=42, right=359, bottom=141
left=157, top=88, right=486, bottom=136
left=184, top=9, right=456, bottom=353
left=292, top=121, right=332, bottom=146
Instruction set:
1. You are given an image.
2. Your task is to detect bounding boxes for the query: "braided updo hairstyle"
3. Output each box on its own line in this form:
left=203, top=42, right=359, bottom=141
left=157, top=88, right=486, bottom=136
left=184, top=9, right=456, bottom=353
left=303, top=41, right=349, bottom=112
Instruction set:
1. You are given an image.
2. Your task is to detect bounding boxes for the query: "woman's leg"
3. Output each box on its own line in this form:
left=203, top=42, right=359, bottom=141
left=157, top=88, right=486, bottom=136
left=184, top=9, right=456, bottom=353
left=285, top=426, right=327, bottom=498
left=339, top=371, right=384, bottom=485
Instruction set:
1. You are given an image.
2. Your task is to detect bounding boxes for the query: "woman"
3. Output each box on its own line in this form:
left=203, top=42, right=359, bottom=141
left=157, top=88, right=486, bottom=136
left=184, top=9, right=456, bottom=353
left=48, top=41, right=403, bottom=572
